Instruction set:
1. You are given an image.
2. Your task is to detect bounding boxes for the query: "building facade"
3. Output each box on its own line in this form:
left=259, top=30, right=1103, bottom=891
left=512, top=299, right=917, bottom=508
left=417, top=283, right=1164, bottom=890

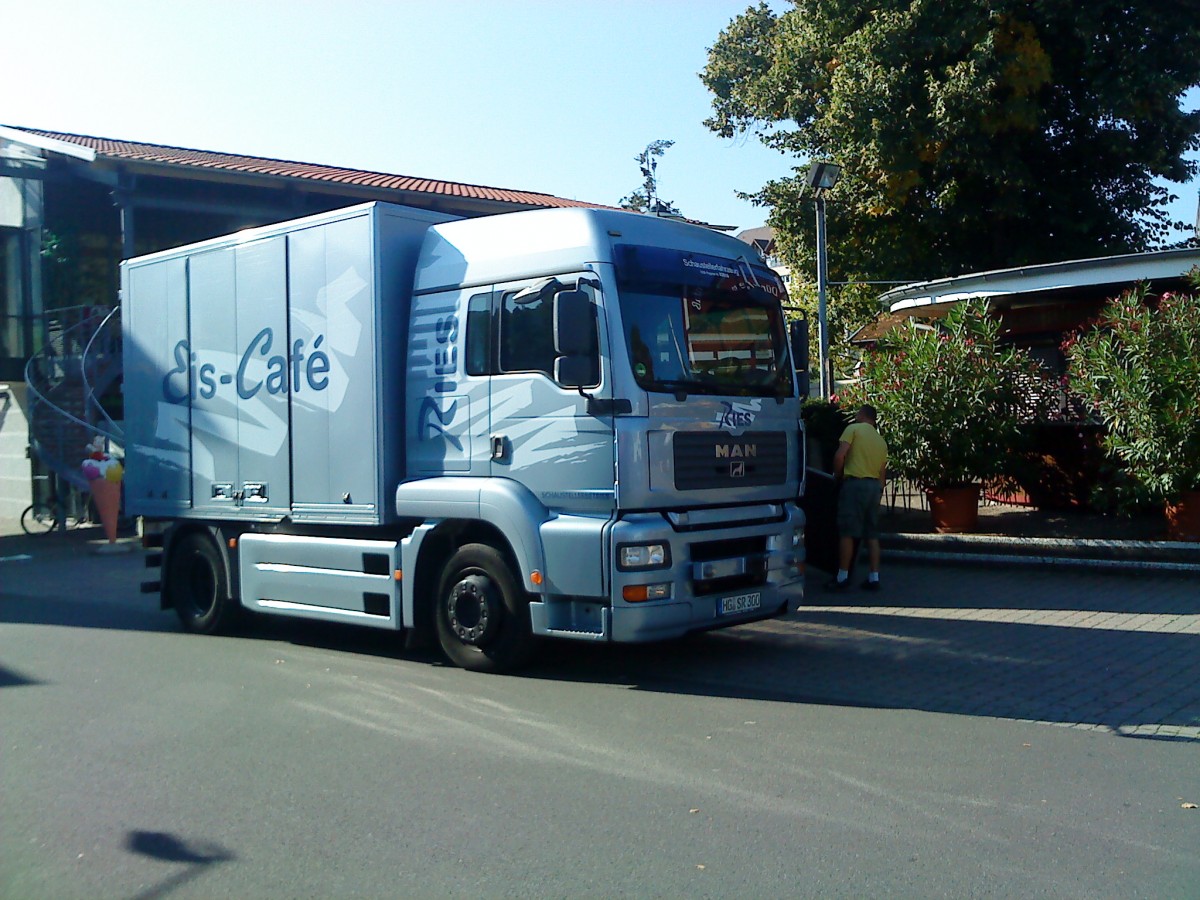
left=0, top=125, right=598, bottom=519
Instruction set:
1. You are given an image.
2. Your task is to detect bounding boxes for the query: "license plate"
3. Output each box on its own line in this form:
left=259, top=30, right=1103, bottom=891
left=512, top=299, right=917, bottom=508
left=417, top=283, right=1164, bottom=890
left=718, top=591, right=761, bottom=616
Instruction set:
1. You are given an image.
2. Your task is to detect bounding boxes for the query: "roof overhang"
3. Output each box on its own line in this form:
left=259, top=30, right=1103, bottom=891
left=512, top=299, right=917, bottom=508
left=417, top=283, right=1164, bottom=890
left=0, top=125, right=96, bottom=162
left=851, top=248, right=1200, bottom=345
left=1, top=125, right=601, bottom=215
left=880, top=248, right=1200, bottom=314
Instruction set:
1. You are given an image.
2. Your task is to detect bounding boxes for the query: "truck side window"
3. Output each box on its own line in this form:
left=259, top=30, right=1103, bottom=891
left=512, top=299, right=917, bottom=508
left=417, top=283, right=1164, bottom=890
left=499, top=287, right=556, bottom=378
left=465, top=292, right=494, bottom=376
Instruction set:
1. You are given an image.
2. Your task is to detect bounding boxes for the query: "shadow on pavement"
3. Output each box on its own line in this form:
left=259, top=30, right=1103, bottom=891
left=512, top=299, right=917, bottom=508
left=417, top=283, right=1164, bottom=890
left=880, top=561, right=1198, bottom=615
left=4, top=541, right=1197, bottom=741
left=523, top=563, right=1200, bottom=741
left=125, top=830, right=235, bottom=900
left=525, top=613, right=1200, bottom=742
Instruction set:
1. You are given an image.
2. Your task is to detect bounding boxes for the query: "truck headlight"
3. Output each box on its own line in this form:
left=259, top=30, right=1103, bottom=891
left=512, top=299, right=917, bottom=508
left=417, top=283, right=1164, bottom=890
left=617, top=542, right=670, bottom=571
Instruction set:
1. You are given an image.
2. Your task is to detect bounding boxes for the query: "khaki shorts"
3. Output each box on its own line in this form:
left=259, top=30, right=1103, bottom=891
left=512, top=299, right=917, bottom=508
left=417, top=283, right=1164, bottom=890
left=837, top=477, right=883, bottom=539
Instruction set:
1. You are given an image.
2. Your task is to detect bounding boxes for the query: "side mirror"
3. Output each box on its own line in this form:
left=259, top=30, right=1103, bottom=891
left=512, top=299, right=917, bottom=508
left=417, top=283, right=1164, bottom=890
left=553, top=290, right=596, bottom=356
left=554, top=356, right=595, bottom=388
left=553, top=289, right=599, bottom=387
left=789, top=318, right=810, bottom=398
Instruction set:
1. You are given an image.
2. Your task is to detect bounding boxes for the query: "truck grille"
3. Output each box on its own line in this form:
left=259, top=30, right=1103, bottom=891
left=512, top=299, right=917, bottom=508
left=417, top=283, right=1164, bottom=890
left=673, top=431, right=788, bottom=491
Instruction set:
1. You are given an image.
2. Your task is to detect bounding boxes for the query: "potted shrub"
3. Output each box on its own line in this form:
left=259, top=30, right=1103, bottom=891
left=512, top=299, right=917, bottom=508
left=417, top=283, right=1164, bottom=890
left=1064, top=269, right=1200, bottom=540
left=842, top=300, right=1052, bottom=532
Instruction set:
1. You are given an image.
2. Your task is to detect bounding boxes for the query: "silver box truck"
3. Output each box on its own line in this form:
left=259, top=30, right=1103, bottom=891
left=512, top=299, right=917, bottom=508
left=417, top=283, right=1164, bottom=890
left=122, top=202, right=806, bottom=671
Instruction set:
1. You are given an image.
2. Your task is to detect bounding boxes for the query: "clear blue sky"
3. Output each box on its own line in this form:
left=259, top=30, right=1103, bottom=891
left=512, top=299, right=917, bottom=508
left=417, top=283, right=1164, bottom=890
left=6, top=0, right=1198, bottom=241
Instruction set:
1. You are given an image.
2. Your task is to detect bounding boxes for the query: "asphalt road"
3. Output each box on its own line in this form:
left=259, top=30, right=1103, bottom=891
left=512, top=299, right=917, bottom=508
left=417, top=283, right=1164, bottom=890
left=2, top=532, right=1198, bottom=898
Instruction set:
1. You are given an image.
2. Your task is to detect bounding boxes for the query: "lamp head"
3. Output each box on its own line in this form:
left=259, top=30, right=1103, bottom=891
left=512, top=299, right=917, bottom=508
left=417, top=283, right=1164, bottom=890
left=806, top=161, right=841, bottom=193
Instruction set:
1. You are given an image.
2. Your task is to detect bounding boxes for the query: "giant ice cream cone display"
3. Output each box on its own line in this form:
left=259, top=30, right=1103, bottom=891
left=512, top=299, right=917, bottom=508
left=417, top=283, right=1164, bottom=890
left=82, top=437, right=123, bottom=546
left=90, top=478, right=121, bottom=542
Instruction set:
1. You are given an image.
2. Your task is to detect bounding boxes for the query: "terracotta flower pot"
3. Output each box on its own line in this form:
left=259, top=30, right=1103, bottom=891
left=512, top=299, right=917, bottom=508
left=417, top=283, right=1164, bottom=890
left=1165, top=491, right=1200, bottom=542
left=928, top=484, right=981, bottom=534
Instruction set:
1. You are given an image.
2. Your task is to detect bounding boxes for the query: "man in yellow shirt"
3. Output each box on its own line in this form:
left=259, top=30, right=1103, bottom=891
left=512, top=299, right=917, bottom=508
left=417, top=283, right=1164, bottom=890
left=828, top=404, right=888, bottom=591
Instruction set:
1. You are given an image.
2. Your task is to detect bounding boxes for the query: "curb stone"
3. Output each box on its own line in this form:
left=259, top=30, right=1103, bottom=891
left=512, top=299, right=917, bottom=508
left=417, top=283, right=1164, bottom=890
left=880, top=532, right=1200, bottom=573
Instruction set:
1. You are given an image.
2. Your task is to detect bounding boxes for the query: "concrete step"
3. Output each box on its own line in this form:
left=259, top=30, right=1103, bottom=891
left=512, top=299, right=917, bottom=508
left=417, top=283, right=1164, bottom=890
left=880, top=531, right=1200, bottom=573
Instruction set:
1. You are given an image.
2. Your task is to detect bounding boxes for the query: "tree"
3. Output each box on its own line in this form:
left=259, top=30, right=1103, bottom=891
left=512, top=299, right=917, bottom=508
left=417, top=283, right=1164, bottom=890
left=701, top=1, right=1200, bottom=286
left=620, top=139, right=682, bottom=216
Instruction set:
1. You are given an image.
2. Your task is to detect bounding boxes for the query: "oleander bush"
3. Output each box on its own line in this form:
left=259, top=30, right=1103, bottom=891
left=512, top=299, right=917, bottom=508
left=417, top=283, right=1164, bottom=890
left=1063, top=268, right=1200, bottom=506
left=841, top=300, right=1053, bottom=489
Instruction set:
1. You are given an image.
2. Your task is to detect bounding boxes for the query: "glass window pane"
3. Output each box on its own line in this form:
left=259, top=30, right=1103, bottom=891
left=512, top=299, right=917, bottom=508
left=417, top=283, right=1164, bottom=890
left=500, top=288, right=555, bottom=376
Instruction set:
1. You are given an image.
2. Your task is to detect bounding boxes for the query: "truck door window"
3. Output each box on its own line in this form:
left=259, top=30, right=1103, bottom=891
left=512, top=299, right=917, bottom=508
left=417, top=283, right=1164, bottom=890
left=481, top=279, right=599, bottom=386
left=500, top=285, right=556, bottom=377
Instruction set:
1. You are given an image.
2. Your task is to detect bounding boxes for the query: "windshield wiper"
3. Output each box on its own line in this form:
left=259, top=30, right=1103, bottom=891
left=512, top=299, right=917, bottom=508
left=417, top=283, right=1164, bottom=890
left=645, top=379, right=697, bottom=400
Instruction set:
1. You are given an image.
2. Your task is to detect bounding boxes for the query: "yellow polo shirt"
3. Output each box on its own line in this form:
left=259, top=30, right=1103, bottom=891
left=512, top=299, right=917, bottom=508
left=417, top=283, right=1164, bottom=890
left=839, top=422, right=888, bottom=480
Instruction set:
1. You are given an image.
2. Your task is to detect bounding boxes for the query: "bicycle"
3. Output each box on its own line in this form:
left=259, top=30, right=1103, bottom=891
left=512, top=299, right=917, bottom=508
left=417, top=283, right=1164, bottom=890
left=19, top=500, right=79, bottom=535
left=19, top=480, right=95, bottom=536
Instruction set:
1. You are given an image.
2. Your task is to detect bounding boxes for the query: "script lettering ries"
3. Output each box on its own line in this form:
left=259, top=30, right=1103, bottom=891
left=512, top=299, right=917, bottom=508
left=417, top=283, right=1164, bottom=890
left=162, top=328, right=330, bottom=403
left=417, top=314, right=462, bottom=449
left=718, top=402, right=754, bottom=429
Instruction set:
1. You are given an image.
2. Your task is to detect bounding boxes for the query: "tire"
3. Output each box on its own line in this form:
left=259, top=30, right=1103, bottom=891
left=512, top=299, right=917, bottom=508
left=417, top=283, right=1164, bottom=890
left=434, top=543, right=537, bottom=673
left=20, top=503, right=58, bottom=536
left=167, top=532, right=238, bottom=635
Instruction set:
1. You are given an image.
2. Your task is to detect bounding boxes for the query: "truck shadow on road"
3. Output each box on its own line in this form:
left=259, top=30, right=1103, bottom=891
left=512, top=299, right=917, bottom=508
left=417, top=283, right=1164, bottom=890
left=5, top=554, right=1197, bottom=742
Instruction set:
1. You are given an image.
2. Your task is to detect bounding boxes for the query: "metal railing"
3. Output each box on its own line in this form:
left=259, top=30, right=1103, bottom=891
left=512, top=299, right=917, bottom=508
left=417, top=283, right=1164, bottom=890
left=23, top=305, right=124, bottom=497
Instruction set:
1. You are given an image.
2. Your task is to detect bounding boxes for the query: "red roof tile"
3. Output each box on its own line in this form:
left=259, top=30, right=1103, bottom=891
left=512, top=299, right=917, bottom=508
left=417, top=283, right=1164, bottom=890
left=12, top=127, right=599, bottom=209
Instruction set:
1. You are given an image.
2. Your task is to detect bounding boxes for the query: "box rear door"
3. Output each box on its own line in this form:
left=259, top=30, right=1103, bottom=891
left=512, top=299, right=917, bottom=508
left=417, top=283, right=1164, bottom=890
left=187, top=237, right=291, bottom=517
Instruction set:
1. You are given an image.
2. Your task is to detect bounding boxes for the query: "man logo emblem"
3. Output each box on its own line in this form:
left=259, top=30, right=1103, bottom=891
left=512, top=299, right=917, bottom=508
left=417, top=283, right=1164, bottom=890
left=730, top=461, right=745, bottom=478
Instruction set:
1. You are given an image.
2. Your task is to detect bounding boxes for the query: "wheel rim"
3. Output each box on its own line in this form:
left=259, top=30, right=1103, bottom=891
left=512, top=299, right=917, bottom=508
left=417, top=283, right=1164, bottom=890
left=445, top=573, right=502, bottom=646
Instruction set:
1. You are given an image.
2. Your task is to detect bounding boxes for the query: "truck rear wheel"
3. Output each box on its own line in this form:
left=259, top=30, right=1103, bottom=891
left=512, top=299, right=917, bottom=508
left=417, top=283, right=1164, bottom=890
left=168, top=532, right=238, bottom=635
left=435, top=543, right=536, bottom=673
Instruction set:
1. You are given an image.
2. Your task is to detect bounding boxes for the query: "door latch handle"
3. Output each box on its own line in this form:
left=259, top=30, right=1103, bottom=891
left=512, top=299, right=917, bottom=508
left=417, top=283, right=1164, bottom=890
left=491, top=435, right=507, bottom=461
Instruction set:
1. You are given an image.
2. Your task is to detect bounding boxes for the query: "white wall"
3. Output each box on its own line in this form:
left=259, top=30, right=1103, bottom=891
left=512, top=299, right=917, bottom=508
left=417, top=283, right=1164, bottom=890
left=0, top=382, right=33, bottom=519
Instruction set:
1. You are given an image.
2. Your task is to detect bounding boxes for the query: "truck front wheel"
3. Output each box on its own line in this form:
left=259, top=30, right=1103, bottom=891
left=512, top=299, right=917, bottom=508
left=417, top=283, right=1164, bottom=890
left=434, top=543, right=536, bottom=673
left=167, top=532, right=238, bottom=635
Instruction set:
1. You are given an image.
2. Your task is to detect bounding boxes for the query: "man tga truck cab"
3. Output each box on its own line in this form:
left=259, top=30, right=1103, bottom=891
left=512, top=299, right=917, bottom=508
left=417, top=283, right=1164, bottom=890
left=123, top=202, right=806, bottom=672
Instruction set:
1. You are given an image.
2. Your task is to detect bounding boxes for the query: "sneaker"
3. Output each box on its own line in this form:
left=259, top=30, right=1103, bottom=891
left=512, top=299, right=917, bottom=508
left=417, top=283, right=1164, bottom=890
left=824, top=577, right=851, bottom=592
left=860, top=579, right=881, bottom=592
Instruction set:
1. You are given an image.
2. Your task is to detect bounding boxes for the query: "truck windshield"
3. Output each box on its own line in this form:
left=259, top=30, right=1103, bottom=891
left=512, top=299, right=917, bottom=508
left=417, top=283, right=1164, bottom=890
left=614, top=244, right=794, bottom=397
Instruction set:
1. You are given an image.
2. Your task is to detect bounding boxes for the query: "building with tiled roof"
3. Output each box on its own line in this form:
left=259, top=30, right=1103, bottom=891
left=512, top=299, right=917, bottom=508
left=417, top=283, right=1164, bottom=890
left=5, top=125, right=597, bottom=216
left=0, top=124, right=606, bottom=517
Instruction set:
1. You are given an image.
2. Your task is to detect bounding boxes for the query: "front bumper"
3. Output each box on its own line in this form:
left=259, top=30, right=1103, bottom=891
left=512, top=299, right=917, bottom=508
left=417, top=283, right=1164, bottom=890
left=607, top=502, right=805, bottom=643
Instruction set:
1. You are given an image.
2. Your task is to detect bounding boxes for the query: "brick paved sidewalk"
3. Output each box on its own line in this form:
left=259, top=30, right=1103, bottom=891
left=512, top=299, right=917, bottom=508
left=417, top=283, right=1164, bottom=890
left=778, top=562, right=1200, bottom=742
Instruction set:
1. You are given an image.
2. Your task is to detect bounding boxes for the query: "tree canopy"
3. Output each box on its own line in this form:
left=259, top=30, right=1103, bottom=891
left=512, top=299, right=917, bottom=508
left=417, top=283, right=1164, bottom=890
left=701, top=1, right=1200, bottom=285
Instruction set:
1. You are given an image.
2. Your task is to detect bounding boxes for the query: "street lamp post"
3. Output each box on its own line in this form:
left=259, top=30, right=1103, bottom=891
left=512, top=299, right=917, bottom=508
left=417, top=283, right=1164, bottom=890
left=806, top=161, right=841, bottom=399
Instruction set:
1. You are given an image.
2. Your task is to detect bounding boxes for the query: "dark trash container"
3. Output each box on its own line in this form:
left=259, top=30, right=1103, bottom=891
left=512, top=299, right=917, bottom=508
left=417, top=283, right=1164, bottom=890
left=801, top=467, right=840, bottom=573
